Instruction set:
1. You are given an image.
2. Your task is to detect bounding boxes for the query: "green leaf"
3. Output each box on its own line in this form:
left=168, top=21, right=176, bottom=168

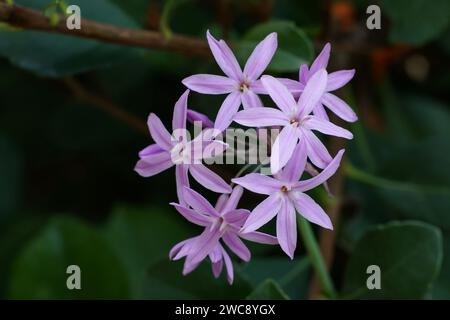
left=381, top=0, right=450, bottom=45
left=236, top=20, right=313, bottom=73
left=239, top=256, right=310, bottom=299
left=246, top=279, right=290, bottom=300
left=9, top=216, right=131, bottom=299
left=0, top=136, right=22, bottom=218
left=0, top=0, right=138, bottom=77
left=342, top=221, right=443, bottom=299
left=433, top=233, right=450, bottom=299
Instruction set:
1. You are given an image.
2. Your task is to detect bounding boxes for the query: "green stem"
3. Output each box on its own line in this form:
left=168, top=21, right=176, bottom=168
left=297, top=216, right=337, bottom=299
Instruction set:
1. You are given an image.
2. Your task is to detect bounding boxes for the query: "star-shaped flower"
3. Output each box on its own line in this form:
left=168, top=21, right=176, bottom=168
left=234, top=71, right=352, bottom=173
left=182, top=31, right=278, bottom=132
left=170, top=186, right=278, bottom=284
left=232, top=141, right=344, bottom=258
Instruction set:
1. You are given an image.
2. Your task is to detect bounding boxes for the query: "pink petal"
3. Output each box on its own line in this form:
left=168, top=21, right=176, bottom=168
left=308, top=43, right=331, bottom=77
left=223, top=209, right=250, bottom=225
left=221, top=186, right=244, bottom=213
left=232, top=173, right=283, bottom=195
left=172, top=90, right=189, bottom=131
left=148, top=113, right=173, bottom=151
left=270, top=125, right=299, bottom=174
left=241, top=193, right=283, bottom=233
left=189, top=164, right=232, bottom=194
left=220, top=245, right=234, bottom=284
left=291, top=191, right=333, bottom=230
left=321, top=92, right=358, bottom=123
left=299, top=64, right=309, bottom=84
left=249, top=79, right=266, bottom=94
left=294, top=149, right=344, bottom=192
left=243, top=32, right=277, bottom=80
left=303, top=116, right=353, bottom=139
left=301, top=129, right=332, bottom=169
left=215, top=193, right=229, bottom=212
left=326, top=69, right=355, bottom=91
left=278, top=137, right=307, bottom=183
left=239, top=231, right=278, bottom=245
left=222, top=233, right=251, bottom=262
left=176, top=164, right=189, bottom=206
left=313, top=103, right=330, bottom=121
left=211, top=259, right=223, bottom=278
left=241, top=89, right=263, bottom=109
left=169, top=238, right=193, bottom=260
left=138, top=143, right=164, bottom=158
left=182, top=74, right=237, bottom=94
left=134, top=150, right=173, bottom=177
left=298, top=69, right=328, bottom=118
left=233, top=107, right=289, bottom=127
left=171, top=203, right=212, bottom=226
left=277, top=199, right=297, bottom=259
left=214, top=92, right=242, bottom=132
left=277, top=78, right=304, bottom=97
left=187, top=109, right=214, bottom=128
left=261, top=75, right=297, bottom=114
left=185, top=226, right=221, bottom=266
left=182, top=186, right=219, bottom=217
left=207, top=31, right=242, bottom=80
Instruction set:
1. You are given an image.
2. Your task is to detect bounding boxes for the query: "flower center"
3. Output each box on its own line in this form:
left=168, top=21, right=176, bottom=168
left=281, top=185, right=290, bottom=193
left=239, top=81, right=249, bottom=92
left=290, top=118, right=299, bottom=127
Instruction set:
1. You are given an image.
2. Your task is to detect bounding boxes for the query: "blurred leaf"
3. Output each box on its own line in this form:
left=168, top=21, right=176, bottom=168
left=9, top=216, right=130, bottom=299
left=342, top=221, right=443, bottom=299
left=239, top=256, right=310, bottom=299
left=0, top=136, right=22, bottom=218
left=146, top=258, right=253, bottom=299
left=246, top=279, right=290, bottom=300
left=381, top=0, right=450, bottom=45
left=236, top=20, right=313, bottom=73
left=433, top=233, right=450, bottom=299
left=0, top=0, right=138, bottom=77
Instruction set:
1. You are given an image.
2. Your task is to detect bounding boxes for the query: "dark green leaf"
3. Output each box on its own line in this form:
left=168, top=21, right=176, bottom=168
left=0, top=136, right=22, bottom=218
left=236, top=20, right=313, bottom=73
left=9, top=216, right=131, bottom=299
left=342, top=221, right=443, bottom=299
left=246, top=279, right=290, bottom=300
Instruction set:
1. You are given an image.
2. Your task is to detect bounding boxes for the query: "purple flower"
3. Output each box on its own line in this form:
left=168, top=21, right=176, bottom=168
left=182, top=31, right=278, bottom=132
left=294, top=43, right=357, bottom=122
left=233, top=71, right=352, bottom=173
left=232, top=141, right=344, bottom=259
left=169, top=186, right=278, bottom=284
left=134, top=90, right=232, bottom=204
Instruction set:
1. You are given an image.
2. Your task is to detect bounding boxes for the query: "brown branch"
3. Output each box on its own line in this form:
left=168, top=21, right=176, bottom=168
left=0, top=2, right=210, bottom=57
left=63, top=78, right=148, bottom=136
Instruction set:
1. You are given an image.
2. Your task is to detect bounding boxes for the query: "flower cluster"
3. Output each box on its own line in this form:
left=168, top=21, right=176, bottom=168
left=135, top=31, right=356, bottom=284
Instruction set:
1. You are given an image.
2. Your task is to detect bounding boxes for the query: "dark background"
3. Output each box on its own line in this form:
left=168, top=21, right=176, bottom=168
left=0, top=0, right=449, bottom=299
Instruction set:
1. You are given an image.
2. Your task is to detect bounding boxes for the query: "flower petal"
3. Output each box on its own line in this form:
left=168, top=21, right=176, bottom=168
left=138, top=143, right=164, bottom=158
left=148, top=113, right=173, bottom=150
left=232, top=173, right=283, bottom=195
left=182, top=186, right=219, bottom=217
left=298, top=69, right=328, bottom=118
left=261, top=75, right=298, bottom=114
left=182, top=74, right=237, bottom=94
left=176, top=164, right=189, bottom=206
left=308, top=43, right=330, bottom=77
left=222, top=233, right=251, bottom=262
left=270, top=125, right=299, bottom=174
left=303, top=116, right=353, bottom=139
left=243, top=32, right=277, bottom=80
left=277, top=198, right=297, bottom=259
left=223, top=208, right=250, bottom=225
left=220, top=245, right=234, bottom=284
left=214, top=92, right=242, bottom=132
left=239, top=231, right=278, bottom=245
left=189, top=164, right=232, bottom=194
left=277, top=78, right=304, bottom=97
left=299, top=63, right=309, bottom=84
left=185, top=226, right=221, bottom=266
left=171, top=203, right=211, bottom=226
left=241, top=89, right=263, bottom=109
left=313, top=103, right=330, bottom=121
left=326, top=69, right=355, bottom=91
left=169, top=237, right=194, bottom=260
left=291, top=192, right=333, bottom=230
left=241, top=193, right=283, bottom=233
left=321, top=92, right=358, bottom=123
left=294, top=149, right=344, bottom=192
left=134, top=150, right=173, bottom=177
left=221, top=186, right=244, bottom=213
left=187, top=109, right=214, bottom=128
left=278, top=137, right=307, bottom=183
left=172, top=90, right=189, bottom=131
left=207, top=31, right=242, bottom=80
left=215, top=193, right=229, bottom=212
left=233, top=107, right=289, bottom=127
left=301, top=129, right=332, bottom=169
